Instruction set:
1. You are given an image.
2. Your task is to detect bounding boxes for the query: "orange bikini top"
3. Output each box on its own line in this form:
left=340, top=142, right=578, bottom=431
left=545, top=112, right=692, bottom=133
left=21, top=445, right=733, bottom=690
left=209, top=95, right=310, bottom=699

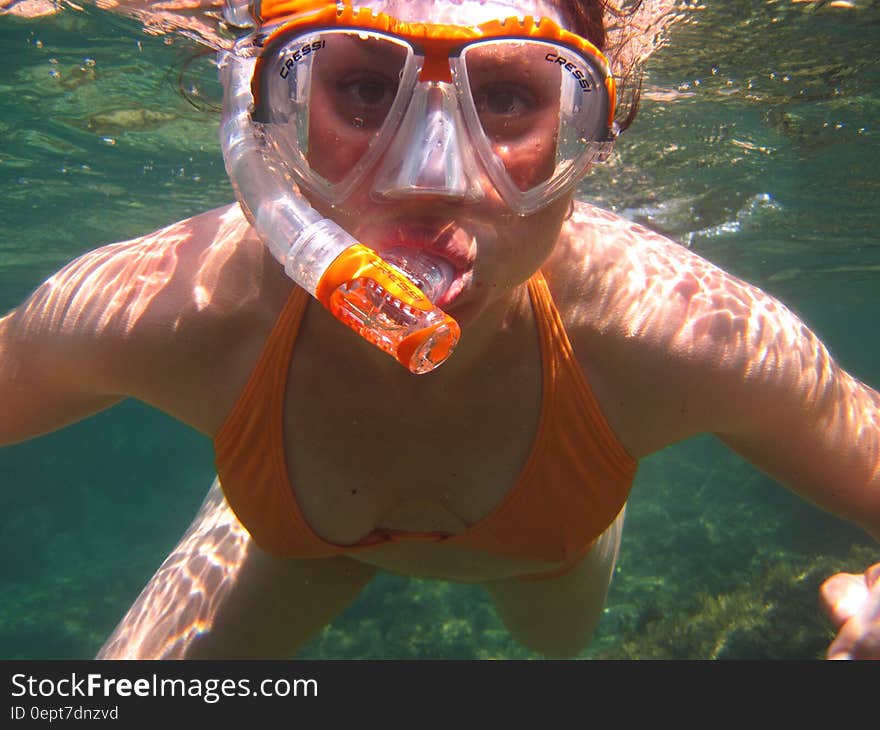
left=214, top=271, right=636, bottom=564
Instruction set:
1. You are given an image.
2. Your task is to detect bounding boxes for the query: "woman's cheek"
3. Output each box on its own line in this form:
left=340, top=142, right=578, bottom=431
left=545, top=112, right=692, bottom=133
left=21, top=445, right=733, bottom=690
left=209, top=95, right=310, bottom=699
left=305, top=93, right=372, bottom=184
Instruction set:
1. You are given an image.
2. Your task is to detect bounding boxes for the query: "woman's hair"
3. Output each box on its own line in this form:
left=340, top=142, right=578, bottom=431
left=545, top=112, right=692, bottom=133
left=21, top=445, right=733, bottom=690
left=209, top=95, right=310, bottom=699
left=553, top=0, right=649, bottom=135
left=556, top=0, right=610, bottom=50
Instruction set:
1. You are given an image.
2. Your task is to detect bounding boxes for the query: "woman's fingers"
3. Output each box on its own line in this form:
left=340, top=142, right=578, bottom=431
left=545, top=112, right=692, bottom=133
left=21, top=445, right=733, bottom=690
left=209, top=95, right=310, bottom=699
left=820, top=563, right=880, bottom=660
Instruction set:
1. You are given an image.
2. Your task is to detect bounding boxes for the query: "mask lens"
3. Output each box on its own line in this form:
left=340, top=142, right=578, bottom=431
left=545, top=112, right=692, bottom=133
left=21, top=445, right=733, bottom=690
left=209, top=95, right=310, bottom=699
left=257, top=29, right=414, bottom=192
left=460, top=39, right=611, bottom=195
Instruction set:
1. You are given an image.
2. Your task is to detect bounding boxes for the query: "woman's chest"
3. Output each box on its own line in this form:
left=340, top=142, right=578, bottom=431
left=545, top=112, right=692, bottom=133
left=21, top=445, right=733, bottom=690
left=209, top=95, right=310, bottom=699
left=282, top=371, right=582, bottom=581
left=281, top=362, right=543, bottom=548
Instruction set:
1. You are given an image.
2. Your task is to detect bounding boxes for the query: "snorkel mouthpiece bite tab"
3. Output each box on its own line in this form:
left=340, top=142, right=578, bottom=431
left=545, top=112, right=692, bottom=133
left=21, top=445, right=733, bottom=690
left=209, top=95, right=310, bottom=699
left=314, top=244, right=461, bottom=375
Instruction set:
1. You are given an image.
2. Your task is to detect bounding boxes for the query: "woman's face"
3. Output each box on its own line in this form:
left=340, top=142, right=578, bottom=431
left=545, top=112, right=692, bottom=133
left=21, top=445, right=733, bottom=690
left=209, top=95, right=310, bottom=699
left=300, top=0, right=581, bottom=323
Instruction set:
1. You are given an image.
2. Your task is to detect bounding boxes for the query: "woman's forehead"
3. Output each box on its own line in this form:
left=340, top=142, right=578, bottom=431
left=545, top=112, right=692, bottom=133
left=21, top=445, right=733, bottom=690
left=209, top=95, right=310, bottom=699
left=349, top=0, right=568, bottom=27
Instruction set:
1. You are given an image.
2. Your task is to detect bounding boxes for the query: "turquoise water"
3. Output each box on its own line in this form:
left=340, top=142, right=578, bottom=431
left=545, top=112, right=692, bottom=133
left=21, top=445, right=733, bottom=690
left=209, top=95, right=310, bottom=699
left=1, top=2, right=877, bottom=659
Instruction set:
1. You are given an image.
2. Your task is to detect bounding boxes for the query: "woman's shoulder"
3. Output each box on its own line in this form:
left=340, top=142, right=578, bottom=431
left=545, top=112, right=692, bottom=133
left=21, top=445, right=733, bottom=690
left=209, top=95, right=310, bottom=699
left=103, top=202, right=290, bottom=377
left=15, top=203, right=290, bottom=429
left=551, top=199, right=812, bottom=368
left=48, top=203, right=275, bottom=340
left=542, top=200, right=829, bottom=456
left=548, top=200, right=700, bottom=289
left=540, top=202, right=761, bottom=455
left=545, top=199, right=760, bottom=347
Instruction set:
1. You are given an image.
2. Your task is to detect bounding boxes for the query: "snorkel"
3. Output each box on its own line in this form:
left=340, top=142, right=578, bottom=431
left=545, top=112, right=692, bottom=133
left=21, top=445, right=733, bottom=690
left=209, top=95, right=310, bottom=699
left=219, top=0, right=460, bottom=374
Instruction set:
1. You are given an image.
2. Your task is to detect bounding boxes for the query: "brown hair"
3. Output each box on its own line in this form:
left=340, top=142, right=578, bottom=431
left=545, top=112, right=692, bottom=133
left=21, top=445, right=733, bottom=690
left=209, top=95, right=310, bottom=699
left=553, top=0, right=646, bottom=134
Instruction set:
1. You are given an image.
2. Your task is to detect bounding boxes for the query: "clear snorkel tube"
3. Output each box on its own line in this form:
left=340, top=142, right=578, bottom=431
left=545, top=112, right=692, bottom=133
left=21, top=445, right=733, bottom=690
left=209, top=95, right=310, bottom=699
left=218, top=5, right=460, bottom=374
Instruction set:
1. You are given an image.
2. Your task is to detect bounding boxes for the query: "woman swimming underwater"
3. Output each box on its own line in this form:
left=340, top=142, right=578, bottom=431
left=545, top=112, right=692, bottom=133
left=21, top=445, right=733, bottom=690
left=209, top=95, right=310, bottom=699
left=1, top=0, right=878, bottom=659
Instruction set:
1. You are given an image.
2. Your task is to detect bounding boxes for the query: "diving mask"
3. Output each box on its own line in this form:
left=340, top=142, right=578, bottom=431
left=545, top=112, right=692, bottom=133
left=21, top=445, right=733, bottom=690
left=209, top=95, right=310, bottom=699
left=247, top=0, right=617, bottom=214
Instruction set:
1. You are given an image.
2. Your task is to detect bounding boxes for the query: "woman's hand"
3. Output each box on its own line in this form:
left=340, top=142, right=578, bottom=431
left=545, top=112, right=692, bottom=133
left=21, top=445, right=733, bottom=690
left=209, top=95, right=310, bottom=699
left=820, top=563, right=880, bottom=659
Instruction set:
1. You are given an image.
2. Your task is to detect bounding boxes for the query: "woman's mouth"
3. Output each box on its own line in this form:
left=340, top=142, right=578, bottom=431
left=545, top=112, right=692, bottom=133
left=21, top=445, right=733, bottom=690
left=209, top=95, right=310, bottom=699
left=382, top=247, right=456, bottom=304
left=357, top=220, right=477, bottom=308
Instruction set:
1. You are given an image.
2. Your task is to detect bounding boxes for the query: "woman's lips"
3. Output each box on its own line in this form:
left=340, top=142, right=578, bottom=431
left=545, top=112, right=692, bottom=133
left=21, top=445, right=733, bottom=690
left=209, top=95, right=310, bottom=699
left=356, top=220, right=476, bottom=307
left=435, top=270, right=472, bottom=309
left=361, top=220, right=476, bottom=270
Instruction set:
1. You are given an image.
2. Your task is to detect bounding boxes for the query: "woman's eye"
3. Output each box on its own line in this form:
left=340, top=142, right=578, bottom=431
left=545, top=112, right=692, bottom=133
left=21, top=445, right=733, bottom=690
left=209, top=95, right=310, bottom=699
left=472, top=83, right=540, bottom=139
left=474, top=84, right=533, bottom=117
left=338, top=74, right=397, bottom=108
left=330, top=72, right=398, bottom=129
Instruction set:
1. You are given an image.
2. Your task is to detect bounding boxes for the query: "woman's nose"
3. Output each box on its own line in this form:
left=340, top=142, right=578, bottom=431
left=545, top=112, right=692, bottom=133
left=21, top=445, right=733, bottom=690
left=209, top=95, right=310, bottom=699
left=371, top=82, right=484, bottom=202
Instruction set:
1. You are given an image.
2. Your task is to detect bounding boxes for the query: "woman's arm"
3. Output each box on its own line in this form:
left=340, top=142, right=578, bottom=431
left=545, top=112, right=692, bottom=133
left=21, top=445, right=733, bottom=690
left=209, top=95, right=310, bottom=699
left=709, top=301, right=880, bottom=543
left=582, top=215, right=880, bottom=540
left=1, top=204, right=277, bottom=445
left=561, top=208, right=880, bottom=539
left=0, top=238, right=163, bottom=445
left=0, top=211, right=205, bottom=445
left=716, top=319, right=880, bottom=657
left=0, top=235, right=160, bottom=444
left=664, top=242, right=880, bottom=658
left=0, top=303, right=122, bottom=445
left=564, top=210, right=880, bottom=658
